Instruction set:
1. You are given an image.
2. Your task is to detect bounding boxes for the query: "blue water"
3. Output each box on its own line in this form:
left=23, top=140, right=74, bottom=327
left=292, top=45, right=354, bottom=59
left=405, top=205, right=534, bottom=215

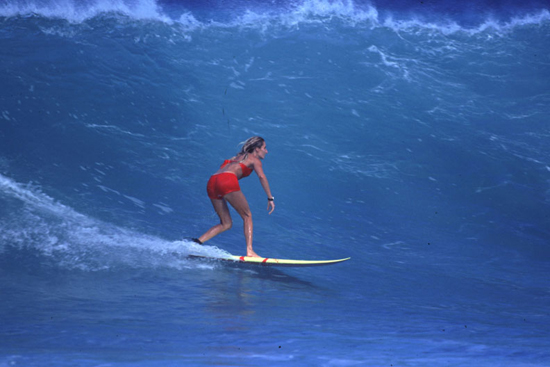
left=1, top=0, right=550, bottom=365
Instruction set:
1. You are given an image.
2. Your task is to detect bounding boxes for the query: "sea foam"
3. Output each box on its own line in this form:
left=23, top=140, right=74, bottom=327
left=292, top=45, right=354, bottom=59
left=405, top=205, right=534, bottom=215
left=1, top=0, right=548, bottom=35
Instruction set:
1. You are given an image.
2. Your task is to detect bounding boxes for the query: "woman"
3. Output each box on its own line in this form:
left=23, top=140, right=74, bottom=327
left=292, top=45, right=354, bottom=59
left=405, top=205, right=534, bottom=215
left=193, top=136, right=275, bottom=257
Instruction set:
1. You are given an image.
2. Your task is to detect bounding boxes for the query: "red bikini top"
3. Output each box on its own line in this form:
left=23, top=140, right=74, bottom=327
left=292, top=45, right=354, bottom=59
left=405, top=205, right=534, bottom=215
left=221, top=160, right=253, bottom=178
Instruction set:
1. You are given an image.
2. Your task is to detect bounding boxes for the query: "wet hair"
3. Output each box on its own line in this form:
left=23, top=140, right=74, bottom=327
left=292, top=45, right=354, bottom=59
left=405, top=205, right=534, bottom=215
left=236, top=136, right=265, bottom=160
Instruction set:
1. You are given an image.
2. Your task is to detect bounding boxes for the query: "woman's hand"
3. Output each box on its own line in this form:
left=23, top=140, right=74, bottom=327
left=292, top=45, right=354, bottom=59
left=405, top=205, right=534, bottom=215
left=267, top=200, right=275, bottom=214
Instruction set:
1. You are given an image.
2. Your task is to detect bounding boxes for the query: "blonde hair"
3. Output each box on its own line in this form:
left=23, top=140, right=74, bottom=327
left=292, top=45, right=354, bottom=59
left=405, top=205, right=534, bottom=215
left=236, top=136, right=265, bottom=161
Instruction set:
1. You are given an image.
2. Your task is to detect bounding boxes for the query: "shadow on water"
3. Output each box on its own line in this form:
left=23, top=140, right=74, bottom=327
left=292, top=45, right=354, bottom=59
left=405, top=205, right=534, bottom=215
left=188, top=256, right=317, bottom=288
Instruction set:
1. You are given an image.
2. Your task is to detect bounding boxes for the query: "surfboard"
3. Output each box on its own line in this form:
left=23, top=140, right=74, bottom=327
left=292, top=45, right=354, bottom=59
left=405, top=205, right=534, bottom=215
left=188, top=254, right=350, bottom=267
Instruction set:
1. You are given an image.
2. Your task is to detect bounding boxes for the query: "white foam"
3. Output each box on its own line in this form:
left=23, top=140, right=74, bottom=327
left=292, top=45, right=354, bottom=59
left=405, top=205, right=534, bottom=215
left=152, top=202, right=173, bottom=214
left=382, top=8, right=550, bottom=35
left=197, top=2, right=548, bottom=36
left=1, top=0, right=548, bottom=35
left=177, top=11, right=202, bottom=30
left=0, top=0, right=171, bottom=23
left=0, top=173, right=230, bottom=270
left=289, top=0, right=379, bottom=23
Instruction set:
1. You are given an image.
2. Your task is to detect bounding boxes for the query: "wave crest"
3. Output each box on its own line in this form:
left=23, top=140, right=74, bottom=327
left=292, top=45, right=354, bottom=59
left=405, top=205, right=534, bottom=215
left=0, top=0, right=171, bottom=23
left=1, top=0, right=548, bottom=33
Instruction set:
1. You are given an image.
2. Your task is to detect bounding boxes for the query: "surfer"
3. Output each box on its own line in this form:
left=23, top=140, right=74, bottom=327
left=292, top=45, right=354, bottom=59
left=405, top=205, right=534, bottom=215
left=192, top=136, right=275, bottom=257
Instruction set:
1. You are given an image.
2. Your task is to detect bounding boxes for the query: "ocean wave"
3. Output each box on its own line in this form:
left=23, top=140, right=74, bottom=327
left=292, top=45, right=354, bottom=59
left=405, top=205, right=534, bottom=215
left=0, top=174, right=230, bottom=271
left=1, top=0, right=549, bottom=34
left=382, top=9, right=550, bottom=35
left=0, top=0, right=171, bottom=23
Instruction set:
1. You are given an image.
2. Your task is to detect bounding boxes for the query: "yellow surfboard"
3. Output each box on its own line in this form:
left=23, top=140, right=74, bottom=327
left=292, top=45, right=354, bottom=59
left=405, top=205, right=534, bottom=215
left=189, top=254, right=350, bottom=267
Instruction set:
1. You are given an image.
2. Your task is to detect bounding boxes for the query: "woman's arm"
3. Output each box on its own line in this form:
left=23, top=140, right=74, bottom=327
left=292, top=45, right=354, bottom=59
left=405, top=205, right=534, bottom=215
left=253, top=159, right=275, bottom=214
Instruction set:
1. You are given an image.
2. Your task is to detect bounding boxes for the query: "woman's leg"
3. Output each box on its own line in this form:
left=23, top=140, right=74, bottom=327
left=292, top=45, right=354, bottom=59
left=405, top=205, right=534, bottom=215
left=224, top=190, right=259, bottom=257
left=198, top=199, right=233, bottom=243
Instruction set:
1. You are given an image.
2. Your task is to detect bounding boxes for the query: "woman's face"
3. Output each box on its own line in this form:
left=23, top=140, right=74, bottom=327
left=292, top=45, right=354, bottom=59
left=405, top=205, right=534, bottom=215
left=256, top=142, right=268, bottom=159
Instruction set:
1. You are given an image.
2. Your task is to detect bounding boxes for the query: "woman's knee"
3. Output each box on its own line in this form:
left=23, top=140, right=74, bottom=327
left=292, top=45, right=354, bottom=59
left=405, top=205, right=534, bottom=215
left=220, top=219, right=233, bottom=231
left=241, top=210, right=252, bottom=222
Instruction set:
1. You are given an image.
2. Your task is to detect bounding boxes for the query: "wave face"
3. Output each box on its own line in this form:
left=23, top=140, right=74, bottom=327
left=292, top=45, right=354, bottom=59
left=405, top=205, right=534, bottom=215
left=1, top=0, right=550, bottom=365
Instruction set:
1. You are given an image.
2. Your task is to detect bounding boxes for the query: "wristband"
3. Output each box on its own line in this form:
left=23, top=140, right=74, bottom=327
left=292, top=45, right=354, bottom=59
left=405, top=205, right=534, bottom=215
left=267, top=197, right=274, bottom=202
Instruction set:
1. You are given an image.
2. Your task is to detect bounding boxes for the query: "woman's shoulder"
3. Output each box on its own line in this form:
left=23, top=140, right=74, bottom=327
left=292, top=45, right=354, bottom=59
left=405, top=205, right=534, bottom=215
left=248, top=155, right=262, bottom=168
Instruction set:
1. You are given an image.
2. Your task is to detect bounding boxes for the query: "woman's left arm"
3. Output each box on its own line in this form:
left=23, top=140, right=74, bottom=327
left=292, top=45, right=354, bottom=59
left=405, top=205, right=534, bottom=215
left=254, top=160, right=275, bottom=214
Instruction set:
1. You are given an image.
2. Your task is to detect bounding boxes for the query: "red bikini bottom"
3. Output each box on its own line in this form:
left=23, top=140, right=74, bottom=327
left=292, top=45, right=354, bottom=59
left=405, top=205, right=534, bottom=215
left=206, top=173, right=241, bottom=200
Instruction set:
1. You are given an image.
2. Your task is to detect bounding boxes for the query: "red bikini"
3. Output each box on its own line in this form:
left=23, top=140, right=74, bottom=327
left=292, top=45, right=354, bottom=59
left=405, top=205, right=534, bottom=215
left=206, top=160, right=253, bottom=200
left=220, top=160, right=253, bottom=177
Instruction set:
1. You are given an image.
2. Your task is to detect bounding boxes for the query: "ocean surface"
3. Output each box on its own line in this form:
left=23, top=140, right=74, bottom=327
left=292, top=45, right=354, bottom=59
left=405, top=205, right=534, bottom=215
left=1, top=0, right=550, bottom=365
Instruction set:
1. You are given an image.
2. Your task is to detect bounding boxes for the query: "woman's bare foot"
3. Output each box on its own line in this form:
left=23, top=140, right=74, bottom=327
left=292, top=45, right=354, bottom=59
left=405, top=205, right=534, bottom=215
left=247, top=250, right=261, bottom=258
